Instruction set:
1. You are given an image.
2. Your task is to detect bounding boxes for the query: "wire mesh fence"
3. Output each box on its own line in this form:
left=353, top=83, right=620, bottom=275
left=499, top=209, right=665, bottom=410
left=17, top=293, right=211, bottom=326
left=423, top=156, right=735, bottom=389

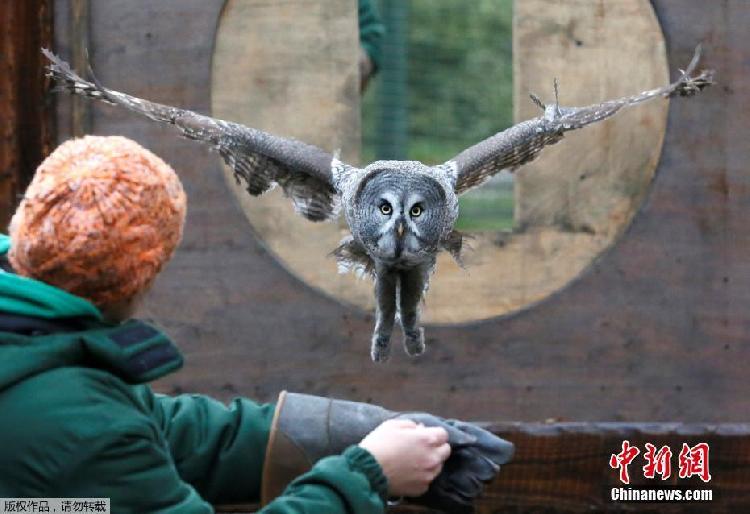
left=361, top=0, right=514, bottom=231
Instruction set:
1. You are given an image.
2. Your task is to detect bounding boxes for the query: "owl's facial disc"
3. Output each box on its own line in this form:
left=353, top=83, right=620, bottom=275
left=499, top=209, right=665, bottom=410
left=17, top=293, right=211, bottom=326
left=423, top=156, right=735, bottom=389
left=354, top=169, right=447, bottom=265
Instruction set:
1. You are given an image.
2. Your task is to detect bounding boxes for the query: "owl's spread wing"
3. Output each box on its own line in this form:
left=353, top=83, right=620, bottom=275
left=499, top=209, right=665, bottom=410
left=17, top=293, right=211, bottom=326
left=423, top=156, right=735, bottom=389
left=44, top=49, right=344, bottom=222
left=446, top=45, right=714, bottom=195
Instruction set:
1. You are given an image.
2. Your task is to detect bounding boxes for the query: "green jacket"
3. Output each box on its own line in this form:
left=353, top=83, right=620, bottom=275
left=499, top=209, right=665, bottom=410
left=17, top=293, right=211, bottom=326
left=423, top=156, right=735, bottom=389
left=359, top=0, right=385, bottom=71
left=0, top=235, right=387, bottom=513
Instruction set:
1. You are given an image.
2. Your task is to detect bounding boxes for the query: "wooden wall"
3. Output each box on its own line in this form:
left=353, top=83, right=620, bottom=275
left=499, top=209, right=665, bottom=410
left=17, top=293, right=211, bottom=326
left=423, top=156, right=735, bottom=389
left=0, top=0, right=54, bottom=227
left=0, top=0, right=738, bottom=511
left=216, top=421, right=750, bottom=513
left=45, top=0, right=750, bottom=425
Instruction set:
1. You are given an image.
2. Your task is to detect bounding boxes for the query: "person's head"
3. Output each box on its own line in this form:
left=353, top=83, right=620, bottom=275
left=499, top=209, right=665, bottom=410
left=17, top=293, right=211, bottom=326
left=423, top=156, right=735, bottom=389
left=9, top=135, right=186, bottom=323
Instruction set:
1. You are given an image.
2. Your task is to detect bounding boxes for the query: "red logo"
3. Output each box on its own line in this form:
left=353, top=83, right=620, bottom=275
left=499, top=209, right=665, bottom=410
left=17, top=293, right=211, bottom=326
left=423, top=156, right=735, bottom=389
left=609, top=440, right=640, bottom=484
left=678, top=443, right=711, bottom=483
left=610, top=441, right=711, bottom=484
left=643, top=443, right=672, bottom=480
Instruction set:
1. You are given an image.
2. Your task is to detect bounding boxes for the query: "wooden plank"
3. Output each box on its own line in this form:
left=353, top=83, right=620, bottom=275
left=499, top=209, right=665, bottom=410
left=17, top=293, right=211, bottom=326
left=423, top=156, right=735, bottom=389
left=0, top=0, right=54, bottom=228
left=514, top=0, right=669, bottom=234
left=435, top=0, right=670, bottom=324
left=56, top=0, right=749, bottom=425
left=0, top=3, right=21, bottom=227
left=43, top=1, right=750, bottom=510
left=211, top=0, right=669, bottom=326
left=475, top=422, right=749, bottom=513
left=214, top=422, right=750, bottom=513
left=70, top=0, right=91, bottom=137
left=211, top=0, right=366, bottom=317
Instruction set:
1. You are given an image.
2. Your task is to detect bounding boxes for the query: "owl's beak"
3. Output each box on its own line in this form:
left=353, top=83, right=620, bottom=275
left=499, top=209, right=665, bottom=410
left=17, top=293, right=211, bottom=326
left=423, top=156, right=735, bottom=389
left=396, top=219, right=405, bottom=238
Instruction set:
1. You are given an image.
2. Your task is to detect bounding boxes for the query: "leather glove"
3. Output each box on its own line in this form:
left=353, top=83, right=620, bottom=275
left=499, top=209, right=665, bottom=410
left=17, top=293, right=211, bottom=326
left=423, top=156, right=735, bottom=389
left=414, top=420, right=514, bottom=513
left=261, top=391, right=514, bottom=513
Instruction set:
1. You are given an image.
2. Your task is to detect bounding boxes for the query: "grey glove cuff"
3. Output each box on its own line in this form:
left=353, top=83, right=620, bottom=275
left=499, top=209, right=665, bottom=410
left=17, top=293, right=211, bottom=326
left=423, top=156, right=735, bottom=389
left=260, top=391, right=500, bottom=508
left=261, top=391, right=394, bottom=504
left=275, top=392, right=394, bottom=463
left=275, top=393, right=477, bottom=462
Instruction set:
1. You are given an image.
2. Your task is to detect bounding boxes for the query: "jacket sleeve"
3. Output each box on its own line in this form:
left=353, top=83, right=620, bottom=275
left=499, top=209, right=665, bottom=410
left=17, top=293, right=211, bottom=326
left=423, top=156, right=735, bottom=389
left=260, top=446, right=387, bottom=514
left=144, top=390, right=275, bottom=503
left=144, top=390, right=387, bottom=514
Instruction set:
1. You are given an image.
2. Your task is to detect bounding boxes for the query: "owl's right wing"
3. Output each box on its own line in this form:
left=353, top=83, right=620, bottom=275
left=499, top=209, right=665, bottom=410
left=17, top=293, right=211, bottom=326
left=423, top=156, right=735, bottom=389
left=444, top=45, right=714, bottom=195
left=44, top=49, right=347, bottom=222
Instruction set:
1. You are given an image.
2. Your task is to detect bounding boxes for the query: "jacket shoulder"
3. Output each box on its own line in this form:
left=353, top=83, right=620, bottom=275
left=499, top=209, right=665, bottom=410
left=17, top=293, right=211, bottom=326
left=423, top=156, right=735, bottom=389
left=0, top=367, right=161, bottom=493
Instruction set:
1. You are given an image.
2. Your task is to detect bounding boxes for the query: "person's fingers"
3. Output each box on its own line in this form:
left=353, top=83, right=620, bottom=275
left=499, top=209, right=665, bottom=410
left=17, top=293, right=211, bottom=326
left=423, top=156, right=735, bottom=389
left=386, top=418, right=419, bottom=429
left=417, top=444, right=451, bottom=485
left=420, top=426, right=450, bottom=446
left=435, top=442, right=452, bottom=462
left=402, top=413, right=477, bottom=446
left=423, top=462, right=443, bottom=479
left=420, top=451, right=446, bottom=472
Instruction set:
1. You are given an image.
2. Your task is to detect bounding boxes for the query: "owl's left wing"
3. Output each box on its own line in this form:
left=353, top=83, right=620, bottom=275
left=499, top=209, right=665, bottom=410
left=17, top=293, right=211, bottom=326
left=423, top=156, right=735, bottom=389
left=445, top=45, right=714, bottom=195
left=44, top=49, right=346, bottom=222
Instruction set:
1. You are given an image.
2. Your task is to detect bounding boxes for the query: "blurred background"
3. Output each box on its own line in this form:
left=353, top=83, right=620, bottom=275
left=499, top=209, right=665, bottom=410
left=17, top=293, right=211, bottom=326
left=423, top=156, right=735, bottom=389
left=0, top=0, right=741, bottom=426
left=1, top=1, right=747, bottom=509
left=361, top=0, right=515, bottom=232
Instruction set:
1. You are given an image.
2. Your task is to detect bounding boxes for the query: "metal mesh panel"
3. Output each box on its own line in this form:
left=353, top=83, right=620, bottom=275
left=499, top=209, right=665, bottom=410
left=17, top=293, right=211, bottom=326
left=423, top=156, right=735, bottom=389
left=362, top=0, right=514, bottom=231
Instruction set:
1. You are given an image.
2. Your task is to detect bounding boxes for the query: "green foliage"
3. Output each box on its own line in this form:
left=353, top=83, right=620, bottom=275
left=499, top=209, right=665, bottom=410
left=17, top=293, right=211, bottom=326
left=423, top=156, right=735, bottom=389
left=362, top=0, right=513, bottom=164
left=361, top=0, right=515, bottom=231
left=454, top=182, right=515, bottom=232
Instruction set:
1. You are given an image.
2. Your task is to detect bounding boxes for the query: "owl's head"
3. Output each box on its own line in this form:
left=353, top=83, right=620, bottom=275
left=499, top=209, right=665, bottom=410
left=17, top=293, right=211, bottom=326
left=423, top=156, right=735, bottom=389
left=350, top=161, right=457, bottom=266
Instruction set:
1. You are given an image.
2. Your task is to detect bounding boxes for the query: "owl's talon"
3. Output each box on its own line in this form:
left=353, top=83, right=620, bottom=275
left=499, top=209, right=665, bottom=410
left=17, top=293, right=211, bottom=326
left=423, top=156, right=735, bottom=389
left=371, top=335, right=391, bottom=362
left=403, top=328, right=425, bottom=356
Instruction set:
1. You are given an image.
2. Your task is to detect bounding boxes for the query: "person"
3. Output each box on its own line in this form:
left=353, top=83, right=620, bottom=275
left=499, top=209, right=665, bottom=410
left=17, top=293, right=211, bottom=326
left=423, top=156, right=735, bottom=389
left=358, top=0, right=385, bottom=92
left=0, top=135, right=512, bottom=513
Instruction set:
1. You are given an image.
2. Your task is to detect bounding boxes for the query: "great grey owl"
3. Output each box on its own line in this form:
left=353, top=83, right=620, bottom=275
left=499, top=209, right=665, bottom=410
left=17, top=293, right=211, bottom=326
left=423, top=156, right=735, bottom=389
left=44, top=47, right=713, bottom=362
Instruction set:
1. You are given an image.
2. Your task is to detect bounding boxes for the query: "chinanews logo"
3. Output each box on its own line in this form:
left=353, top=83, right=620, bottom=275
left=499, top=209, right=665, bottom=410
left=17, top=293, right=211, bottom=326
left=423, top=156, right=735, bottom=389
left=608, top=440, right=713, bottom=503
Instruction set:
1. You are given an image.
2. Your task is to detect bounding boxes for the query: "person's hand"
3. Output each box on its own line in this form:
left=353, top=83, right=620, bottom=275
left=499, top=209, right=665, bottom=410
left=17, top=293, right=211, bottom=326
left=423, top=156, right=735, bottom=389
left=359, top=419, right=451, bottom=497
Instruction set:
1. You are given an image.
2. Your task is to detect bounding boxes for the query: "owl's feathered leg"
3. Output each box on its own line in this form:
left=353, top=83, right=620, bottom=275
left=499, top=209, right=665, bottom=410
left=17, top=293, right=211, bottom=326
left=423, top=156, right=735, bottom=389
left=398, top=265, right=430, bottom=357
left=371, top=267, right=398, bottom=362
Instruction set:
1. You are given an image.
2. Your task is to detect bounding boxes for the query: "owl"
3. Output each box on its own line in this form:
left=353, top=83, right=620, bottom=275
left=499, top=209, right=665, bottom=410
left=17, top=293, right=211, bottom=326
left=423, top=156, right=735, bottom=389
left=44, top=47, right=712, bottom=362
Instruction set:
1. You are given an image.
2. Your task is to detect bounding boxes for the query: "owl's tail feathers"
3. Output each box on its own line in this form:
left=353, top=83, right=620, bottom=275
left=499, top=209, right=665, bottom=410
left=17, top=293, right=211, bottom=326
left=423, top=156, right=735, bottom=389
left=43, top=48, right=182, bottom=126
left=331, top=237, right=376, bottom=279
left=441, top=230, right=472, bottom=269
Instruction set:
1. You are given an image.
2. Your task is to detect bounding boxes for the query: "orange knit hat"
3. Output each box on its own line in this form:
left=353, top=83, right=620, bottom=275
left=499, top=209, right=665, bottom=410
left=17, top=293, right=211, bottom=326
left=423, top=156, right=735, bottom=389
left=9, top=135, right=187, bottom=309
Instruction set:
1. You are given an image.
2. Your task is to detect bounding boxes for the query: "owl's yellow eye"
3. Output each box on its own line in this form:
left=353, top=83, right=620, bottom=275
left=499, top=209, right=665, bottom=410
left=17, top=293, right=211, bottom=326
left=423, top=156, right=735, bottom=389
left=410, top=205, right=423, bottom=217
left=380, top=202, right=392, bottom=215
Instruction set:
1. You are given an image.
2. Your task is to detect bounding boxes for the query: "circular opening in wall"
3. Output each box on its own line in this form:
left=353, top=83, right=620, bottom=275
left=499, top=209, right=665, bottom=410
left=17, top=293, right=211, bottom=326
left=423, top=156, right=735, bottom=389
left=212, top=0, right=668, bottom=324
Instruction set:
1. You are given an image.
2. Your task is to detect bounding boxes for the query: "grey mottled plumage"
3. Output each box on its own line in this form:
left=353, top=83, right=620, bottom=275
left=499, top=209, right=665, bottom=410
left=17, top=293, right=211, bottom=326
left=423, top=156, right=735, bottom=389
left=44, top=47, right=713, bottom=362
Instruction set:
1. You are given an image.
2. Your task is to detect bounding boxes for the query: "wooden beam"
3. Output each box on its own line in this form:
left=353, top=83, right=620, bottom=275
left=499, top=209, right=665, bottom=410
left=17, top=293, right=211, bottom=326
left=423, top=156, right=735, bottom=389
left=0, top=0, right=54, bottom=228
left=69, top=0, right=90, bottom=137
left=473, top=422, right=749, bottom=513
left=216, top=422, right=750, bottom=513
